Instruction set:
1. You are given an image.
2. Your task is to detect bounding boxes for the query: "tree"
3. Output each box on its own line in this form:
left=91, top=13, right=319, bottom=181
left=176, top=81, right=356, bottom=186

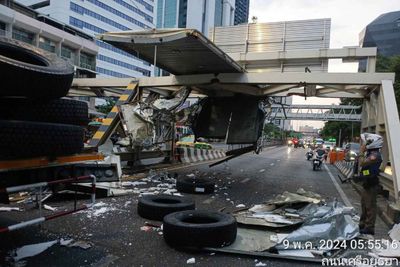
left=375, top=55, right=400, bottom=115
left=96, top=98, right=116, bottom=115
left=321, top=55, right=400, bottom=145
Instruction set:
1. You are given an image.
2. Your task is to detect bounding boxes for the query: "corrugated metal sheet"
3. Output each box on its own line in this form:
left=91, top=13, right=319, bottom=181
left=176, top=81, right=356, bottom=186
left=98, top=29, right=244, bottom=75
left=210, top=18, right=331, bottom=73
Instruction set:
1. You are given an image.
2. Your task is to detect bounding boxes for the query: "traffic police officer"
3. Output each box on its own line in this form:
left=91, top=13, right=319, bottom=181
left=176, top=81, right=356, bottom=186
left=358, top=133, right=383, bottom=235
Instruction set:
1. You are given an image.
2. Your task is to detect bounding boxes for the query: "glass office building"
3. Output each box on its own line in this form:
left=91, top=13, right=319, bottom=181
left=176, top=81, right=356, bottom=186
left=234, top=0, right=249, bottom=25
left=18, top=0, right=155, bottom=78
left=359, top=10, right=400, bottom=71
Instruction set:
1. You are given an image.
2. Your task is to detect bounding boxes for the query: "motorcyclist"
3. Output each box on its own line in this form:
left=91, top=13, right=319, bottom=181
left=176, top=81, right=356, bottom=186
left=357, top=133, right=383, bottom=235
left=314, top=144, right=326, bottom=158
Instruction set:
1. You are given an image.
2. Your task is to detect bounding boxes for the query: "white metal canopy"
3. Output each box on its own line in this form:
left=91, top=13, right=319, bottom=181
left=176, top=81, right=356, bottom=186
left=97, top=29, right=245, bottom=75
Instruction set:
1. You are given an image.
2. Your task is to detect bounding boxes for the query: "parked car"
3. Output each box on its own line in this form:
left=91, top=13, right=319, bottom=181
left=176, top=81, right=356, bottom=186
left=344, top=142, right=360, bottom=161
left=176, top=135, right=212, bottom=149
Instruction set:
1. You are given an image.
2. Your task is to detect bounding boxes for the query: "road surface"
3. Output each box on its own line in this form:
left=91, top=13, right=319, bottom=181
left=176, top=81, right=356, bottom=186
left=0, top=146, right=391, bottom=266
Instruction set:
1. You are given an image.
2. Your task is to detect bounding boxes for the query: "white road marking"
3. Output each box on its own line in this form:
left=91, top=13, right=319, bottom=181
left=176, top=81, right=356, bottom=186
left=324, top=164, right=352, bottom=207
left=240, top=178, right=250, bottom=183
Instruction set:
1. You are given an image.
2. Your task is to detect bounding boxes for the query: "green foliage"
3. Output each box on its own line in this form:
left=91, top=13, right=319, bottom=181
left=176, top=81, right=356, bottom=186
left=263, top=123, right=282, bottom=138
left=376, top=55, right=400, bottom=115
left=320, top=121, right=360, bottom=146
left=322, top=55, right=400, bottom=144
left=96, top=98, right=116, bottom=114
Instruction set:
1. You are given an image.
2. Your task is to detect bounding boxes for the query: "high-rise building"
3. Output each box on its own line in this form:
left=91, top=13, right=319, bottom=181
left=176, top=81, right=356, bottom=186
left=359, top=10, right=400, bottom=72
left=234, top=0, right=249, bottom=25
left=156, top=0, right=235, bottom=35
left=17, top=0, right=155, bottom=78
left=0, top=0, right=98, bottom=78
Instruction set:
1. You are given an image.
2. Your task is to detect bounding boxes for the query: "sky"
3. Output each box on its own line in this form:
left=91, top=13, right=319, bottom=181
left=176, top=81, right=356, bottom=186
left=249, top=0, right=400, bottom=130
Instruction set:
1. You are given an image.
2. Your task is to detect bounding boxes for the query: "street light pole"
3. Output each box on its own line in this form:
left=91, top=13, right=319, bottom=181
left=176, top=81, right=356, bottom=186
left=338, top=128, right=342, bottom=146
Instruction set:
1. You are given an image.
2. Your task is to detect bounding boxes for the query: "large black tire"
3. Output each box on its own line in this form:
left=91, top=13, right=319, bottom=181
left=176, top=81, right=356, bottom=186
left=0, top=37, right=74, bottom=99
left=176, top=177, right=215, bottom=194
left=0, top=98, right=88, bottom=126
left=163, top=210, right=237, bottom=248
left=0, top=121, right=84, bottom=160
left=137, top=195, right=195, bottom=221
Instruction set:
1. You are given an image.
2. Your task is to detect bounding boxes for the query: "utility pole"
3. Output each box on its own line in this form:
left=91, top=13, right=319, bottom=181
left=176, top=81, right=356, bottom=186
left=338, top=128, right=342, bottom=147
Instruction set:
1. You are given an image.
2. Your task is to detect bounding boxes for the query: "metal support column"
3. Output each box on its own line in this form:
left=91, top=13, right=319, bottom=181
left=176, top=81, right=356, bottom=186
left=381, top=80, right=400, bottom=202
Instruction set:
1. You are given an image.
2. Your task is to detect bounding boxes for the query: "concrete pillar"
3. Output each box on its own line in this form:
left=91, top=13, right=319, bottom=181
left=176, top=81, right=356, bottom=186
left=5, top=23, right=12, bottom=38
left=55, top=40, right=62, bottom=56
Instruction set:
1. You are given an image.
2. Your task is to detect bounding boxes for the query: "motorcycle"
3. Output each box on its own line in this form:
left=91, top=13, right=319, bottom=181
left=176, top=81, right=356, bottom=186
left=312, top=154, right=324, bottom=171
left=306, top=150, right=313, bottom=160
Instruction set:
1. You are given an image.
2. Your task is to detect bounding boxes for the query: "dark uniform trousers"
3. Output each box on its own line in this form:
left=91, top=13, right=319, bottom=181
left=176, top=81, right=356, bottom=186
left=359, top=184, right=380, bottom=231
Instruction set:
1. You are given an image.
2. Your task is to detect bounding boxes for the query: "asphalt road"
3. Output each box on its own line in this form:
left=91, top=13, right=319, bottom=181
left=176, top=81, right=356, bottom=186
left=0, top=146, right=391, bottom=267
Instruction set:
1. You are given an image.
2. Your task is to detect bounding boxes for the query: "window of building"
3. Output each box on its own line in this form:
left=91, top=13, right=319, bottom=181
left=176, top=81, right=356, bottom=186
left=80, top=52, right=96, bottom=71
left=214, top=0, right=223, bottom=27
left=61, top=45, right=73, bottom=59
left=38, top=36, right=56, bottom=53
left=12, top=27, right=35, bottom=44
left=164, top=0, right=177, bottom=27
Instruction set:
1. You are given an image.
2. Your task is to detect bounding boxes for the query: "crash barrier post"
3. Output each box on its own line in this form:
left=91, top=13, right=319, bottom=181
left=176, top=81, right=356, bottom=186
left=334, top=160, right=355, bottom=179
left=0, top=175, right=96, bottom=233
left=176, top=147, right=225, bottom=164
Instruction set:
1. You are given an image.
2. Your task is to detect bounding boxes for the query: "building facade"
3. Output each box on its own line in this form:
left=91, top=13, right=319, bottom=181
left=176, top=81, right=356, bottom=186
left=234, top=0, right=249, bottom=25
left=17, top=0, right=155, bottom=78
left=359, top=10, right=400, bottom=72
left=156, top=0, right=235, bottom=35
left=0, top=0, right=98, bottom=77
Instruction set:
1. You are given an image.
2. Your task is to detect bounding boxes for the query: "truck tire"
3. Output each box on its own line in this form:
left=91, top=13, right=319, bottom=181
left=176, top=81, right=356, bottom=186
left=0, top=37, right=74, bottom=99
left=0, top=121, right=84, bottom=160
left=176, top=177, right=215, bottom=194
left=163, top=210, right=237, bottom=248
left=0, top=98, right=88, bottom=126
left=137, top=195, right=195, bottom=221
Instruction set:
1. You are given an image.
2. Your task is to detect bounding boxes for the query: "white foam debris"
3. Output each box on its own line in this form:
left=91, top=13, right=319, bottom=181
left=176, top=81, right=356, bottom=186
left=60, top=239, right=74, bottom=246
left=80, top=201, right=117, bottom=219
left=13, top=240, right=58, bottom=261
left=186, top=174, right=195, bottom=178
left=124, top=201, right=132, bottom=208
left=186, top=258, right=195, bottom=264
left=235, top=204, right=245, bottom=208
left=0, top=207, right=21, bottom=212
left=43, top=204, right=57, bottom=211
left=255, top=262, right=266, bottom=266
left=122, top=181, right=147, bottom=187
left=259, top=169, right=265, bottom=173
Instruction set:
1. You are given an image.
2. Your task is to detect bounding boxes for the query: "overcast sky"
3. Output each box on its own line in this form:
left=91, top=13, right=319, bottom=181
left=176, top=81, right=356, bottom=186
left=249, top=0, right=400, bottom=130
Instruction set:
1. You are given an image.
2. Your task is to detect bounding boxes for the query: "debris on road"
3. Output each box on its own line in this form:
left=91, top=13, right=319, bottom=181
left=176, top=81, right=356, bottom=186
left=66, top=240, right=93, bottom=250
left=0, top=207, right=22, bottom=212
left=255, top=261, right=266, bottom=266
left=236, top=204, right=245, bottom=208
left=389, top=223, right=400, bottom=241
left=206, top=190, right=360, bottom=263
left=43, top=204, right=57, bottom=211
left=186, top=257, right=195, bottom=264
left=12, top=240, right=58, bottom=262
left=78, top=201, right=117, bottom=219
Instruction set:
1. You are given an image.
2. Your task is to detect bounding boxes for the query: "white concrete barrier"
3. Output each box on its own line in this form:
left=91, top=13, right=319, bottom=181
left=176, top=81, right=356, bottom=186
left=334, top=160, right=355, bottom=179
left=177, top=147, right=225, bottom=164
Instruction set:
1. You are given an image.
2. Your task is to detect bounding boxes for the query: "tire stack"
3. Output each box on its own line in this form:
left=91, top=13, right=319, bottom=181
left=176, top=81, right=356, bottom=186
left=0, top=37, right=88, bottom=161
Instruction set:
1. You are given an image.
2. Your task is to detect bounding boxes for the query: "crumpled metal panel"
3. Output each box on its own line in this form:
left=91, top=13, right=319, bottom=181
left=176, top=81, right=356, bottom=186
left=275, top=201, right=359, bottom=250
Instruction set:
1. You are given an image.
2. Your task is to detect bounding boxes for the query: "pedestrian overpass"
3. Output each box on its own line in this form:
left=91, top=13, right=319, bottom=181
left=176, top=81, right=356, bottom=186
left=269, top=104, right=361, bottom=121
left=71, top=28, right=400, bottom=207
